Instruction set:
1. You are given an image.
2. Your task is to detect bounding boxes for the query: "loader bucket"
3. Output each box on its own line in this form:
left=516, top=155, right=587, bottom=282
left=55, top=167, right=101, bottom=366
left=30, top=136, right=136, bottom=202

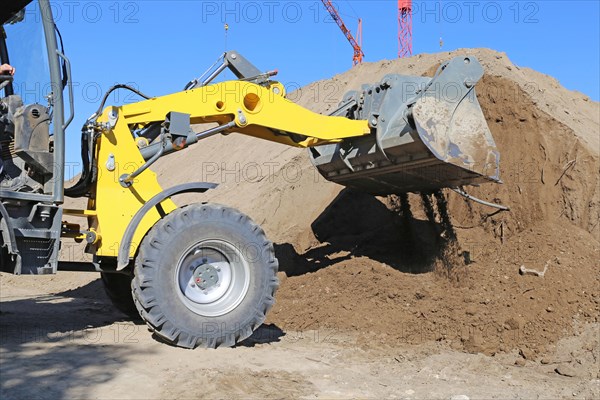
left=309, top=56, right=500, bottom=195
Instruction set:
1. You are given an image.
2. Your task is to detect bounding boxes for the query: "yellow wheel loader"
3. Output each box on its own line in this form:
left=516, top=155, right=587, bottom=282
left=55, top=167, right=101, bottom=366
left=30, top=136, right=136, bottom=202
left=0, top=0, right=500, bottom=348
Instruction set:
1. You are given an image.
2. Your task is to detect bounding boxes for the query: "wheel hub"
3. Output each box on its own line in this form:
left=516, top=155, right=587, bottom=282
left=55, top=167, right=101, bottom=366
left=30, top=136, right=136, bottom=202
left=175, top=240, right=250, bottom=317
left=193, top=263, right=219, bottom=291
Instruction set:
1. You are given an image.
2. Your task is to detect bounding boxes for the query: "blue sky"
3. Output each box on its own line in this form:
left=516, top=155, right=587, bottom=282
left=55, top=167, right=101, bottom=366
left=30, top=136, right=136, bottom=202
left=19, top=1, right=600, bottom=169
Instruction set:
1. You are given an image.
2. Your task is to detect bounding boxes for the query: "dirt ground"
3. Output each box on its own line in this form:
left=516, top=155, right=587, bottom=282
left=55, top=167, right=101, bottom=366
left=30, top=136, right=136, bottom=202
left=2, top=48, right=599, bottom=398
left=1, top=272, right=598, bottom=399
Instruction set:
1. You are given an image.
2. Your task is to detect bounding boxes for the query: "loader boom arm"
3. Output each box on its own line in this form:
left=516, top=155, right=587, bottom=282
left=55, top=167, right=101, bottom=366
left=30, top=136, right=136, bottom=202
left=120, top=79, right=371, bottom=149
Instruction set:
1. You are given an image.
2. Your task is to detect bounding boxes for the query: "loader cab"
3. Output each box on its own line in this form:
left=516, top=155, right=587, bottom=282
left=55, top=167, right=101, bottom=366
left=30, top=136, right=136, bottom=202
left=0, top=0, right=71, bottom=200
left=0, top=0, right=72, bottom=274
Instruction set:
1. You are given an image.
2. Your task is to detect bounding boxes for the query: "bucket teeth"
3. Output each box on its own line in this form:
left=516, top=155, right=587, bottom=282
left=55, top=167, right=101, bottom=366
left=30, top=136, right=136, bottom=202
left=309, top=56, right=500, bottom=195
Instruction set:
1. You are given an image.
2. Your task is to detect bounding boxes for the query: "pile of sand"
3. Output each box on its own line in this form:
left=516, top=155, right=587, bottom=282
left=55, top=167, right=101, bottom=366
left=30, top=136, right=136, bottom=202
left=151, top=48, right=600, bottom=356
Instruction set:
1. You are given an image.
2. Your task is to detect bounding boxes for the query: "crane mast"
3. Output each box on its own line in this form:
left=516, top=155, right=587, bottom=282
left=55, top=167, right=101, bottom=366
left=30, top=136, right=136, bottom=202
left=398, top=0, right=413, bottom=57
left=320, top=0, right=364, bottom=65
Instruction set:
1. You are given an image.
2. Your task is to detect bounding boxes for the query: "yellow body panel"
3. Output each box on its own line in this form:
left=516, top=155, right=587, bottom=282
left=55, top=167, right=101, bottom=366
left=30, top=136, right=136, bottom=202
left=90, top=108, right=176, bottom=258
left=77, top=79, right=370, bottom=262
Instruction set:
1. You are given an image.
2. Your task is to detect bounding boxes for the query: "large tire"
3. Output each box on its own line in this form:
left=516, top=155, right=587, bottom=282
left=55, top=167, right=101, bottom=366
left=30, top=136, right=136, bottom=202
left=132, top=203, right=279, bottom=349
left=100, top=272, right=140, bottom=319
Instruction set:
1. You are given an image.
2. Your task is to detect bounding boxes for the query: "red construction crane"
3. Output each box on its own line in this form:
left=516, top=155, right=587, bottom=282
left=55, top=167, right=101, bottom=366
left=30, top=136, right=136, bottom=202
left=320, top=0, right=364, bottom=65
left=398, top=0, right=413, bottom=57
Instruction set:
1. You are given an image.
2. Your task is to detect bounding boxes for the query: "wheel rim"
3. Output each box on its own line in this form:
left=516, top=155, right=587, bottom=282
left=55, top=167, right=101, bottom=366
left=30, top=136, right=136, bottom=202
left=175, top=239, right=250, bottom=317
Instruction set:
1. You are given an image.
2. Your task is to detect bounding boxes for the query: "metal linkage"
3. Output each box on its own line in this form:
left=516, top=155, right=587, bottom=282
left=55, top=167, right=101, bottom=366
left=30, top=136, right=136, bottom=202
left=184, top=51, right=275, bottom=90
left=121, top=115, right=237, bottom=188
left=119, top=134, right=166, bottom=188
left=138, top=120, right=237, bottom=162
